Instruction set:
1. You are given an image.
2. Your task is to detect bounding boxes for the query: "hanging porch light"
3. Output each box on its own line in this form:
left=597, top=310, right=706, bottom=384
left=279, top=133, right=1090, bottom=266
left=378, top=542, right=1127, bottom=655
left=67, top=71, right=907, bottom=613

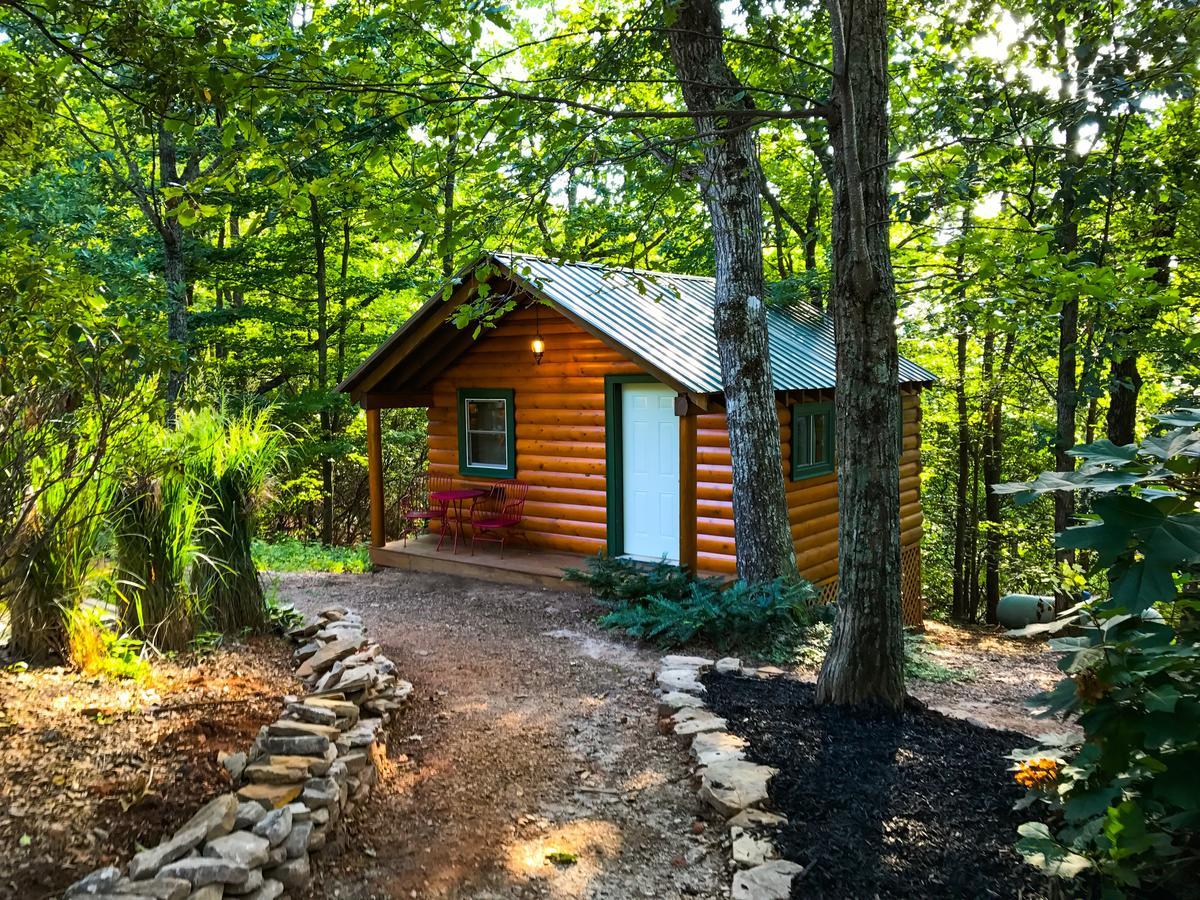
left=531, top=303, right=545, bottom=364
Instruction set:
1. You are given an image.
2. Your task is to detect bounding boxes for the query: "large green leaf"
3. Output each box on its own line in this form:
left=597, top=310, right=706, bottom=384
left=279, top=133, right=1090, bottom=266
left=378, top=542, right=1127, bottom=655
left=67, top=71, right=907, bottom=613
left=1103, top=802, right=1156, bottom=860
left=1064, top=786, right=1121, bottom=823
left=1109, top=561, right=1176, bottom=612
left=1016, top=822, right=1094, bottom=877
left=1142, top=684, right=1180, bottom=714
left=1142, top=428, right=1200, bottom=461
left=1154, top=408, right=1200, bottom=427
left=1058, top=522, right=1131, bottom=567
left=1070, top=438, right=1139, bottom=466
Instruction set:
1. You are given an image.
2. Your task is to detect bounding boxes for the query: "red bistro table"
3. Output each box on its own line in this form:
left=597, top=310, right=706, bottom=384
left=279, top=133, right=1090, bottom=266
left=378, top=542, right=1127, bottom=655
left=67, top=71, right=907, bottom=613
left=431, top=487, right=485, bottom=554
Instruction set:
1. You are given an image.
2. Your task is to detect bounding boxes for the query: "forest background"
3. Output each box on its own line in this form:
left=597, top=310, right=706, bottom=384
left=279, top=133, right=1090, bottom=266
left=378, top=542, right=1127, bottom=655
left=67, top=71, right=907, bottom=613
left=2, top=0, right=1196, bottom=622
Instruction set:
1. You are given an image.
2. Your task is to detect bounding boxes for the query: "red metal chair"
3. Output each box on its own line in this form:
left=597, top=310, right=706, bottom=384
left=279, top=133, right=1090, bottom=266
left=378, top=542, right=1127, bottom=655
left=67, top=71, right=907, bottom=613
left=469, top=480, right=530, bottom=557
left=399, top=471, right=454, bottom=545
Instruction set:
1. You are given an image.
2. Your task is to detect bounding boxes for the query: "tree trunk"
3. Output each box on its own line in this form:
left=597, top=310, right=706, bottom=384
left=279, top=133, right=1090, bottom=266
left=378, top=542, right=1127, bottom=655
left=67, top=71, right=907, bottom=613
left=814, top=0, right=905, bottom=711
left=980, top=331, right=1012, bottom=624
left=967, top=444, right=982, bottom=621
left=336, top=217, right=351, bottom=384
left=1052, top=18, right=1083, bottom=566
left=310, top=195, right=334, bottom=547
left=952, top=328, right=970, bottom=621
left=1105, top=355, right=1141, bottom=446
left=665, top=0, right=795, bottom=584
left=1106, top=206, right=1173, bottom=445
left=158, top=123, right=190, bottom=424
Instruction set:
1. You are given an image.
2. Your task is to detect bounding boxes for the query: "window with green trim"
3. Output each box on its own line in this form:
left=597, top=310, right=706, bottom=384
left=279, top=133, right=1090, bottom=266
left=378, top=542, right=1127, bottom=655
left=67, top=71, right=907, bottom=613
left=791, top=401, right=834, bottom=479
left=457, top=388, right=516, bottom=478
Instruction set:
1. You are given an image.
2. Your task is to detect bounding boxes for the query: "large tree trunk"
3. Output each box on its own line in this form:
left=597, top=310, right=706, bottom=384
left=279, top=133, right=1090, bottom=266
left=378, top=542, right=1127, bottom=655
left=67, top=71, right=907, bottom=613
left=814, top=0, right=905, bottom=710
left=1052, top=19, right=1084, bottom=568
left=665, top=0, right=795, bottom=584
left=310, top=195, right=334, bottom=547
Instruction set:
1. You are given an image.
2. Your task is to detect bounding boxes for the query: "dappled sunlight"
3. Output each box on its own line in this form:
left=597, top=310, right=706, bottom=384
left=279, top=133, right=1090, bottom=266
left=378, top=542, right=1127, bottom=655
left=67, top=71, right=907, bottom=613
left=503, top=817, right=624, bottom=897
left=621, top=767, right=669, bottom=793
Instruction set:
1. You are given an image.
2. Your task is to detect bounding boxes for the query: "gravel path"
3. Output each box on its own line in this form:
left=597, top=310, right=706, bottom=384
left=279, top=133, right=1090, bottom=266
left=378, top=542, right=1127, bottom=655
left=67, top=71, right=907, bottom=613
left=276, top=569, right=726, bottom=900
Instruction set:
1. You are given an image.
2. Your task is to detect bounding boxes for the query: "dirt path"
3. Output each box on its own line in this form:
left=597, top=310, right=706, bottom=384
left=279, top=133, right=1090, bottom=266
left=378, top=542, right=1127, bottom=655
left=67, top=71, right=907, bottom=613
left=276, top=570, right=726, bottom=900
left=905, top=621, right=1068, bottom=738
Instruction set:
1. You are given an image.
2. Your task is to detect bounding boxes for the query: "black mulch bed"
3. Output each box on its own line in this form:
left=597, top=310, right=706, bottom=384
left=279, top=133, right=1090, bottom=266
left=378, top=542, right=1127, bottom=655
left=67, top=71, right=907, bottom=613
left=702, top=672, right=1050, bottom=900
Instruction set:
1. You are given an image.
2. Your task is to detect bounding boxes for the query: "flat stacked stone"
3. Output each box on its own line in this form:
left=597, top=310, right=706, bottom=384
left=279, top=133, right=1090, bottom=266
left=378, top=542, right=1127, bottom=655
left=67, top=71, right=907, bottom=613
left=651, top=654, right=795, bottom=897
left=64, top=603, right=410, bottom=900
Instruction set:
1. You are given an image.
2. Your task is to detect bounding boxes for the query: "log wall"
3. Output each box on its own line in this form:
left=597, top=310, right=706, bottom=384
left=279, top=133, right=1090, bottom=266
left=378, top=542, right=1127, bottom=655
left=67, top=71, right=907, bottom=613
left=424, top=305, right=924, bottom=621
left=427, top=306, right=638, bottom=556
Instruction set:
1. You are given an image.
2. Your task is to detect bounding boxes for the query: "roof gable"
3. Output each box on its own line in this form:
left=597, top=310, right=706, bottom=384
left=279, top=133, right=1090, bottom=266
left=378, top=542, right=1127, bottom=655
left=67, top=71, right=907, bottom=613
left=337, top=252, right=935, bottom=399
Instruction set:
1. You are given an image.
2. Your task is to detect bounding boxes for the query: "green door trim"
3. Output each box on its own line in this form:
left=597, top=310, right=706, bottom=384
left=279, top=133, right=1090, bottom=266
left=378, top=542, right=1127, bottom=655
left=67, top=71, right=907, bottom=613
left=604, top=374, right=660, bottom=558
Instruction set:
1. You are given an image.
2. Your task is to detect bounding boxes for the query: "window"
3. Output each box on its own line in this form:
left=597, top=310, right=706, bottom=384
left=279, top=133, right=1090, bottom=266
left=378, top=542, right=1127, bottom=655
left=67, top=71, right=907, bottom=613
left=457, top=388, right=516, bottom=478
left=791, top=401, right=834, bottom=479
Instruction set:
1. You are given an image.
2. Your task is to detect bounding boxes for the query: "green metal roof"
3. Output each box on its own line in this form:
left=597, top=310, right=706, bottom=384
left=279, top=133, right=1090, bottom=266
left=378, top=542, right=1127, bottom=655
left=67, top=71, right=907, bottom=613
left=337, top=252, right=935, bottom=397
left=493, top=253, right=935, bottom=393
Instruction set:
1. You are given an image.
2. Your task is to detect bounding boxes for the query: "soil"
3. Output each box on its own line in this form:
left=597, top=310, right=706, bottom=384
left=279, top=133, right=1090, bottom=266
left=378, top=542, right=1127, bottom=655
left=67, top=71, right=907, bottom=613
left=788, top=620, right=1070, bottom=738
left=701, top=672, right=1050, bottom=900
left=905, top=621, right=1071, bottom=738
left=1, top=568, right=1068, bottom=900
left=276, top=569, right=727, bottom=900
left=0, top=637, right=298, bottom=900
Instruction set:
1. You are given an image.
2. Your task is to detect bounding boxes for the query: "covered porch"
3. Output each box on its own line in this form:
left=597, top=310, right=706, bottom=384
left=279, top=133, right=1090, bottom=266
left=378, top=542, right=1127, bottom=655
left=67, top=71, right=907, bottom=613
left=368, top=531, right=593, bottom=591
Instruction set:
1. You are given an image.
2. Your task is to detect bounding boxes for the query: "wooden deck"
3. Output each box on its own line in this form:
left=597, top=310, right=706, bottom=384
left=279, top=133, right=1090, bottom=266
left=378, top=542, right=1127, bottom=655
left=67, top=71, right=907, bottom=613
left=371, top=532, right=733, bottom=590
left=369, top=533, right=591, bottom=590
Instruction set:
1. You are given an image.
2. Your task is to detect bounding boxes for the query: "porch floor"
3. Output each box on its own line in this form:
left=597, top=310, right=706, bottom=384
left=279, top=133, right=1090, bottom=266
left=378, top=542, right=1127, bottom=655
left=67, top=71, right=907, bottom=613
left=369, top=532, right=591, bottom=590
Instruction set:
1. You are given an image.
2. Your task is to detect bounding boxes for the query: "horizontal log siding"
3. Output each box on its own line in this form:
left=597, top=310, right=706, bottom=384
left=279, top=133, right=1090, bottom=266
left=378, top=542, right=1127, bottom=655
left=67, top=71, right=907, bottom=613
left=425, top=304, right=924, bottom=621
left=693, top=391, right=924, bottom=624
left=427, top=306, right=639, bottom=555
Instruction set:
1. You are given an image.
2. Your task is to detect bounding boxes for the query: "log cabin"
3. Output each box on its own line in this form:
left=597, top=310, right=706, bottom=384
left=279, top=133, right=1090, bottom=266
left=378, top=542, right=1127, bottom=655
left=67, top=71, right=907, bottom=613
left=338, top=253, right=935, bottom=625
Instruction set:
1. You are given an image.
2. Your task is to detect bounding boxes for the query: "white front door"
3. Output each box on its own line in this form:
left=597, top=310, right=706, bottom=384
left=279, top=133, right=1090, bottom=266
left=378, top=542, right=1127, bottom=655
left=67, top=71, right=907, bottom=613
left=621, top=384, right=679, bottom=562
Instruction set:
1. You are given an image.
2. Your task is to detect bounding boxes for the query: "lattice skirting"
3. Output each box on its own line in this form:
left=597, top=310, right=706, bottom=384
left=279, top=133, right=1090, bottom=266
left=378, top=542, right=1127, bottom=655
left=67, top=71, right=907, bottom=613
left=814, top=544, right=925, bottom=630
left=901, top=544, right=924, bottom=629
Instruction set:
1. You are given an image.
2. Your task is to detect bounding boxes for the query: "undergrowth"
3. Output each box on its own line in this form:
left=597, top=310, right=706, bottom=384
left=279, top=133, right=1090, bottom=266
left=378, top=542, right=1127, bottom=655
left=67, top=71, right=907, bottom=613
left=903, top=634, right=977, bottom=683
left=251, top=538, right=371, bottom=574
left=566, top=554, right=830, bottom=659
left=793, top=624, right=976, bottom=682
left=567, top=555, right=975, bottom=679
left=67, top=603, right=149, bottom=680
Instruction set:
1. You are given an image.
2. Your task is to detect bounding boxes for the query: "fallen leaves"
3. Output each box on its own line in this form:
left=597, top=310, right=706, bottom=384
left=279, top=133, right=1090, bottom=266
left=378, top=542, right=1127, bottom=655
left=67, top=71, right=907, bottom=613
left=0, top=638, right=299, bottom=897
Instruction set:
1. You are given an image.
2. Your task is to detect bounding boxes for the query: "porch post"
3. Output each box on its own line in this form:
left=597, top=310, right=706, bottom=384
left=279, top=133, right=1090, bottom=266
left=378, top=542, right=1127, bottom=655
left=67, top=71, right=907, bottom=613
left=366, top=407, right=385, bottom=547
left=678, top=403, right=698, bottom=573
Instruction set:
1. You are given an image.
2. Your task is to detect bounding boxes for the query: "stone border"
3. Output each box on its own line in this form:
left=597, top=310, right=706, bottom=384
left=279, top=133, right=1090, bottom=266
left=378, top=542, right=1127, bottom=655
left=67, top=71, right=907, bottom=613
left=656, top=655, right=802, bottom=900
left=63, top=605, right=410, bottom=900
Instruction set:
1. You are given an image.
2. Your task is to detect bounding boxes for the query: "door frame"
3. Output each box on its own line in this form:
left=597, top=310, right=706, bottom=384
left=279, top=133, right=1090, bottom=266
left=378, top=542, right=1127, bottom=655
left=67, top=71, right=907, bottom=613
left=604, top=373, right=663, bottom=558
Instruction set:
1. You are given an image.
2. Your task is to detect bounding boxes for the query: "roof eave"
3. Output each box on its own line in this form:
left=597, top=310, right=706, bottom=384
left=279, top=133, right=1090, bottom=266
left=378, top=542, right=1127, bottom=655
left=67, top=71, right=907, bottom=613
left=335, top=252, right=492, bottom=397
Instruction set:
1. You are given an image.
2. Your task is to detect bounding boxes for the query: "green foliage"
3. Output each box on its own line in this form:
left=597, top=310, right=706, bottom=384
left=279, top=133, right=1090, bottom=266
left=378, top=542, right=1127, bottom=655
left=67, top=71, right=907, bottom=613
left=66, top=603, right=150, bottom=681
left=563, top=553, right=704, bottom=604
left=262, top=582, right=305, bottom=633
left=179, top=406, right=288, bottom=633
left=567, top=554, right=823, bottom=660
left=5, top=434, right=116, bottom=661
left=1005, top=411, right=1200, bottom=897
left=587, top=562, right=829, bottom=659
left=251, top=539, right=371, bottom=574
left=111, top=464, right=209, bottom=653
